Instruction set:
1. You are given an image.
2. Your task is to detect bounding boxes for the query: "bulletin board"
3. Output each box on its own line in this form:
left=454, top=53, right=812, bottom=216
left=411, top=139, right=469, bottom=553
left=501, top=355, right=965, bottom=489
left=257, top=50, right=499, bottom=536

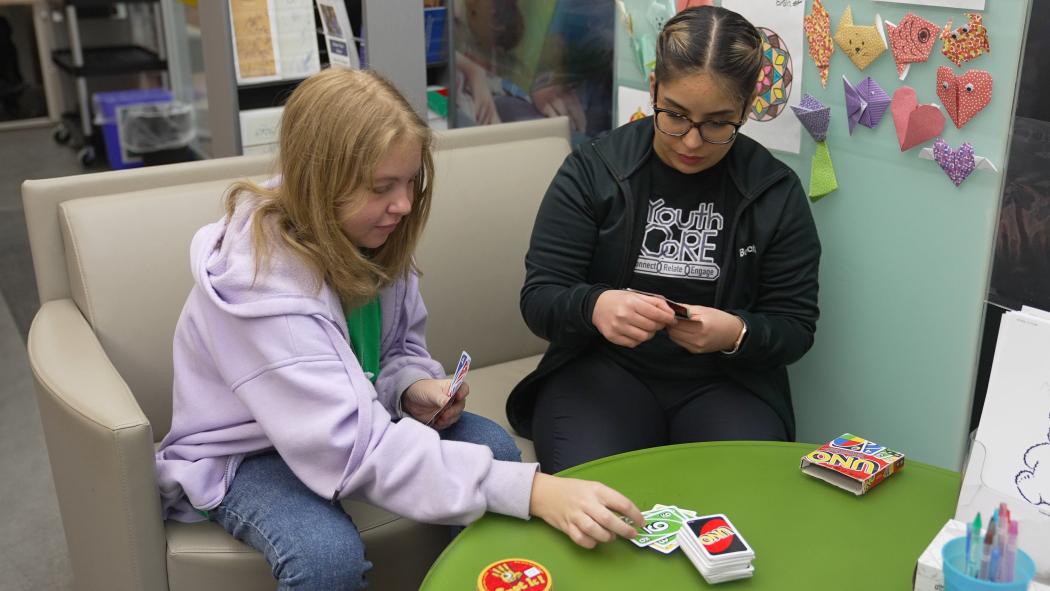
left=613, top=0, right=1033, bottom=470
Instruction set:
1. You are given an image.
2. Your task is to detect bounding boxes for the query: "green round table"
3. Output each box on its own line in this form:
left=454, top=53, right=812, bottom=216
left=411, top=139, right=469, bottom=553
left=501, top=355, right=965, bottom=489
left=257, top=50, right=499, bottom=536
left=421, top=441, right=960, bottom=590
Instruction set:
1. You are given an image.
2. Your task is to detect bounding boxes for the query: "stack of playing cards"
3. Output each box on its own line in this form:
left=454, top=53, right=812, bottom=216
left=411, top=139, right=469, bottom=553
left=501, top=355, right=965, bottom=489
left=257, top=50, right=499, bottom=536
left=628, top=504, right=698, bottom=554
left=425, top=351, right=470, bottom=426
left=677, top=514, right=755, bottom=584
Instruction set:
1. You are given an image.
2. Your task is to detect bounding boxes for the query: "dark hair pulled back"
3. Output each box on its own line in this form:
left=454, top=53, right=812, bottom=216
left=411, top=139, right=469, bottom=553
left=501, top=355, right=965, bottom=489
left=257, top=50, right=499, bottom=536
left=655, top=6, right=763, bottom=112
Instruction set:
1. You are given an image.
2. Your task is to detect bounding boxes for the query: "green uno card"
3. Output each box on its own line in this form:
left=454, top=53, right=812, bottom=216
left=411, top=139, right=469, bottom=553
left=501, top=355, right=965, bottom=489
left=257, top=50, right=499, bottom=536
left=631, top=508, right=685, bottom=547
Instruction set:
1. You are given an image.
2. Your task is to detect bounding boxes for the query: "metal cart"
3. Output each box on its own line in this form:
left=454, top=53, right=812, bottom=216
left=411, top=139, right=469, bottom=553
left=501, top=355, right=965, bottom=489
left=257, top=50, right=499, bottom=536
left=50, top=0, right=168, bottom=166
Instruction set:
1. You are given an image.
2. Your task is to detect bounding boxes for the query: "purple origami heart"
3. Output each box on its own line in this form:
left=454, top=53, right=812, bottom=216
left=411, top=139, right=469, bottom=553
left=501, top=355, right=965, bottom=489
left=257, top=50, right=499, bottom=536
left=933, top=139, right=976, bottom=187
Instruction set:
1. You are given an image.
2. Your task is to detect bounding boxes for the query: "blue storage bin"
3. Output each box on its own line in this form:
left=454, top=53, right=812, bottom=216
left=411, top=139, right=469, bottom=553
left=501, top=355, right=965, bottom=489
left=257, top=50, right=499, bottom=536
left=424, top=7, right=447, bottom=64
left=92, top=88, right=172, bottom=169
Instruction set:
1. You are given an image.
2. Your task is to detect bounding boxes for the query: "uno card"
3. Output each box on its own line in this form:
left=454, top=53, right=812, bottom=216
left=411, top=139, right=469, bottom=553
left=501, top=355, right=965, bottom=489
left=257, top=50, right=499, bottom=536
left=630, top=507, right=686, bottom=547
left=625, top=288, right=690, bottom=319
left=685, top=514, right=753, bottom=563
left=425, top=351, right=471, bottom=426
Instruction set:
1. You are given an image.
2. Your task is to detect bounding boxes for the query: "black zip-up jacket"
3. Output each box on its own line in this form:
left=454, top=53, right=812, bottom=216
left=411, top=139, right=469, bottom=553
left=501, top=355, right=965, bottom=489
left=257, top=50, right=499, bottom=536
left=507, top=117, right=821, bottom=441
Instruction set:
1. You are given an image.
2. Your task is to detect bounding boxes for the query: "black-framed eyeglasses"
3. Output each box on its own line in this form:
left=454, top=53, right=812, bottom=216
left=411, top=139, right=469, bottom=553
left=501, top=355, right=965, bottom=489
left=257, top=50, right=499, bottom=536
left=652, top=106, right=744, bottom=144
left=651, top=84, right=745, bottom=145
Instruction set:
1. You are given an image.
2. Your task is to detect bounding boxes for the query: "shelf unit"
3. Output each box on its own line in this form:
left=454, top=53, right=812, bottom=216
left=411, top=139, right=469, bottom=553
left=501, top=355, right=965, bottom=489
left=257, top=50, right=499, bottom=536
left=50, top=0, right=168, bottom=165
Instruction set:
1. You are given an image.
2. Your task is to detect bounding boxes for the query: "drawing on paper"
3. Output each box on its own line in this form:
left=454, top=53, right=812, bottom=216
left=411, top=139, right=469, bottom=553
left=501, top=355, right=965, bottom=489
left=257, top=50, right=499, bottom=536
left=750, top=27, right=794, bottom=122
left=1015, top=404, right=1050, bottom=514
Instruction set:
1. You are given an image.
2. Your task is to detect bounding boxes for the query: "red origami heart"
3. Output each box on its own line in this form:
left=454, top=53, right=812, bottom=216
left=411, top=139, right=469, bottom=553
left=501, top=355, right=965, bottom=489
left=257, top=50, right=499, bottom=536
left=891, top=87, right=944, bottom=151
left=936, top=66, right=992, bottom=129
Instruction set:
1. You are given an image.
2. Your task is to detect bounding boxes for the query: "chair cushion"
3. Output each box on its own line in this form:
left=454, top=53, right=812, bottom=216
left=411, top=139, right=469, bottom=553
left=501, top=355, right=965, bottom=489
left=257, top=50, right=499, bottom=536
left=460, top=355, right=542, bottom=463
left=58, top=179, right=254, bottom=437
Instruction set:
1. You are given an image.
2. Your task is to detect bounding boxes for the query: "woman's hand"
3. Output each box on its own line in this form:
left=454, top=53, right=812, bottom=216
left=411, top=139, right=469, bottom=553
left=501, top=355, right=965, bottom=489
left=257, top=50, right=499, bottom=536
left=401, top=378, right=469, bottom=430
left=666, top=305, right=744, bottom=354
left=592, top=290, right=676, bottom=348
left=529, top=473, right=645, bottom=549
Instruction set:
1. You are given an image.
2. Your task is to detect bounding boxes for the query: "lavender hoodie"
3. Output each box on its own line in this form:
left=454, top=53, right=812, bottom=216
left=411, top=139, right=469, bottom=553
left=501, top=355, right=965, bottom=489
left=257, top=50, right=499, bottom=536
left=155, top=196, right=538, bottom=523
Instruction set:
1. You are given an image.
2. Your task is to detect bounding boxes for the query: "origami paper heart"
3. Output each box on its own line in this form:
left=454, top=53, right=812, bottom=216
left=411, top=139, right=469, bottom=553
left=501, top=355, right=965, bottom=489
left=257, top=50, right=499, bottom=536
left=791, top=94, right=831, bottom=142
left=885, top=12, right=938, bottom=80
left=843, top=75, right=890, bottom=134
left=804, top=0, right=834, bottom=88
left=936, top=66, right=992, bottom=129
left=941, top=13, right=990, bottom=67
left=833, top=6, right=887, bottom=71
left=891, top=87, right=945, bottom=152
left=933, top=139, right=976, bottom=187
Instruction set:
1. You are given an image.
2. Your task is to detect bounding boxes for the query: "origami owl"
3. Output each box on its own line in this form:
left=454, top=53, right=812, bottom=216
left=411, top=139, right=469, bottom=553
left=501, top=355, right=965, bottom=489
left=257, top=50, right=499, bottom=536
left=941, top=13, right=990, bottom=67
left=833, top=6, right=887, bottom=71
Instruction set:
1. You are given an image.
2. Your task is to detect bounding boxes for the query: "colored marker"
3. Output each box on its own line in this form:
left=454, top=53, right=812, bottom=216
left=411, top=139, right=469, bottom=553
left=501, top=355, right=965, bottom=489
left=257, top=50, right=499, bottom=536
left=979, top=527, right=993, bottom=579
left=968, top=513, right=982, bottom=577
left=988, top=547, right=1001, bottom=582
left=1002, top=521, right=1018, bottom=582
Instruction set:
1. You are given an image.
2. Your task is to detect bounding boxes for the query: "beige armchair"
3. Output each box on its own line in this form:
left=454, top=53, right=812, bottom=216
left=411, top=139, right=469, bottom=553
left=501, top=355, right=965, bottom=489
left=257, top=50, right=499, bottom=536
left=23, top=117, right=570, bottom=590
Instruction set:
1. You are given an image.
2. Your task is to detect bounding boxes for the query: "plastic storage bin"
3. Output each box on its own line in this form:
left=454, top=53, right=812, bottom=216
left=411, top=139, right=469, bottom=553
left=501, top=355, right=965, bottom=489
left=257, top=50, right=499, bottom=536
left=92, top=88, right=172, bottom=169
left=424, top=7, right=447, bottom=64
left=941, top=537, right=1035, bottom=591
left=121, top=101, right=195, bottom=154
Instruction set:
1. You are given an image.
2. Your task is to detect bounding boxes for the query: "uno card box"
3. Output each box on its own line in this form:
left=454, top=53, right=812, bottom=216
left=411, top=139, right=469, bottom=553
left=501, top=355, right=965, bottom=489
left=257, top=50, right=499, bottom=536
left=800, top=434, right=905, bottom=495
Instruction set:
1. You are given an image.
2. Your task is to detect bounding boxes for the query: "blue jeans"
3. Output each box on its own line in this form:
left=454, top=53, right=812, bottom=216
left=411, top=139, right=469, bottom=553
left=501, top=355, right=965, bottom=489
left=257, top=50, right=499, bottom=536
left=211, top=412, right=521, bottom=590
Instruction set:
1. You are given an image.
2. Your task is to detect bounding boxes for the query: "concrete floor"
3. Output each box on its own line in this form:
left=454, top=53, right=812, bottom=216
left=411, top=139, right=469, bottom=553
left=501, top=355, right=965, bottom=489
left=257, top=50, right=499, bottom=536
left=0, top=124, right=101, bottom=590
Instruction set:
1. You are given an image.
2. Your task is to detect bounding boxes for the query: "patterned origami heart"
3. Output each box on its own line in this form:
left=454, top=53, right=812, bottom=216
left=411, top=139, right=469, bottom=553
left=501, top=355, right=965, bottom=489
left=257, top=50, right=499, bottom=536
left=891, top=87, right=944, bottom=152
left=933, top=139, right=976, bottom=187
left=941, top=13, right=990, bottom=67
left=936, top=66, right=992, bottom=129
left=885, top=12, right=938, bottom=80
left=833, top=6, right=887, bottom=71
left=804, top=0, right=834, bottom=88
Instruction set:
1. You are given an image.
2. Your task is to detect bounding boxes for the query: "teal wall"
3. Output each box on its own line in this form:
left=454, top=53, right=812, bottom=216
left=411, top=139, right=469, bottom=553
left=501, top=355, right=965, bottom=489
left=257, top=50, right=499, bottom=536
left=614, top=0, right=1032, bottom=470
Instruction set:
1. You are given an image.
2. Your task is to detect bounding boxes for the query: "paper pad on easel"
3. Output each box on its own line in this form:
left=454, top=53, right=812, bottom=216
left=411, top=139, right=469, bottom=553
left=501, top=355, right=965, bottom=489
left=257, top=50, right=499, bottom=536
left=954, top=309, right=1050, bottom=584
left=891, top=87, right=944, bottom=151
left=843, top=75, right=890, bottom=134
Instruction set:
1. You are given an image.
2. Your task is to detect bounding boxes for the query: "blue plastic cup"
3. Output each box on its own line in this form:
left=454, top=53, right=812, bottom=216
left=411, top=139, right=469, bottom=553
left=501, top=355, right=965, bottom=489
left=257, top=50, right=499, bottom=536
left=942, top=537, right=1036, bottom=590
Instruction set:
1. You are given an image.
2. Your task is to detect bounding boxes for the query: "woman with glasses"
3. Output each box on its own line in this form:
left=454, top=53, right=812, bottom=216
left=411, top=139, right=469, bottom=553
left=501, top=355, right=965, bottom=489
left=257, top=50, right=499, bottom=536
left=507, top=6, right=821, bottom=473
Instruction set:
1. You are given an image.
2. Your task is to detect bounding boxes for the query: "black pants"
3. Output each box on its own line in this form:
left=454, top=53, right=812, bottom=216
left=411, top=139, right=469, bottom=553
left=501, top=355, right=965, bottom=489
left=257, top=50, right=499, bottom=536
left=532, top=351, right=788, bottom=473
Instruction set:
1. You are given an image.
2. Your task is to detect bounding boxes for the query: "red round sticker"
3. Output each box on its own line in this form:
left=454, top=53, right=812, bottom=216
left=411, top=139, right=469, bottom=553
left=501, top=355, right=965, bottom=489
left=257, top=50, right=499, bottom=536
left=699, top=518, right=736, bottom=554
left=477, top=558, right=552, bottom=591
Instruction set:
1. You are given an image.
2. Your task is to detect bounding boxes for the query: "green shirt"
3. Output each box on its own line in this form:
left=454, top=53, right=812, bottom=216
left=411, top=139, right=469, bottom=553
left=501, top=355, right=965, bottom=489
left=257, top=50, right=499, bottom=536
left=346, top=297, right=381, bottom=383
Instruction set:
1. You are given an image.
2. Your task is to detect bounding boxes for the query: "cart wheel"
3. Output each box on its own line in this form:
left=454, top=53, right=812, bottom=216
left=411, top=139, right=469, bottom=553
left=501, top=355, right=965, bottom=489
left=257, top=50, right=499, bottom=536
left=53, top=125, right=71, bottom=145
left=77, top=146, right=96, bottom=167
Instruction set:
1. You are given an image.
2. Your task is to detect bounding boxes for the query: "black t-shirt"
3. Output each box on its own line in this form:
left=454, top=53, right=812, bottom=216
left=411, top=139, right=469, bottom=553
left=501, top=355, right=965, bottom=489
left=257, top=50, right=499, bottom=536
left=601, top=151, right=738, bottom=380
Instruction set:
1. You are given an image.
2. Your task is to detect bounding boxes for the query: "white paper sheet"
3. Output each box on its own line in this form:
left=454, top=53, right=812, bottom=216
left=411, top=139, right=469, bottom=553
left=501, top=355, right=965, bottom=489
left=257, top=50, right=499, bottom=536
left=720, top=0, right=803, bottom=154
left=274, top=0, right=321, bottom=80
left=876, top=0, right=985, bottom=10
left=617, top=86, right=653, bottom=127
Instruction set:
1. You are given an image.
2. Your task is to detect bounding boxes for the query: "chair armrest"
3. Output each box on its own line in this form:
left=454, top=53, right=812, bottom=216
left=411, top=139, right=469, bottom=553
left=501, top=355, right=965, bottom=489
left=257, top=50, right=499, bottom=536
left=27, top=299, right=168, bottom=591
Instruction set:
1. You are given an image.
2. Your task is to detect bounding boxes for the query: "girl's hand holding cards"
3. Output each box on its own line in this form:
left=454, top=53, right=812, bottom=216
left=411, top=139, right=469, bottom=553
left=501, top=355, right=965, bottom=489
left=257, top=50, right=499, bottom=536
left=402, top=378, right=469, bottom=430
left=666, top=305, right=745, bottom=354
